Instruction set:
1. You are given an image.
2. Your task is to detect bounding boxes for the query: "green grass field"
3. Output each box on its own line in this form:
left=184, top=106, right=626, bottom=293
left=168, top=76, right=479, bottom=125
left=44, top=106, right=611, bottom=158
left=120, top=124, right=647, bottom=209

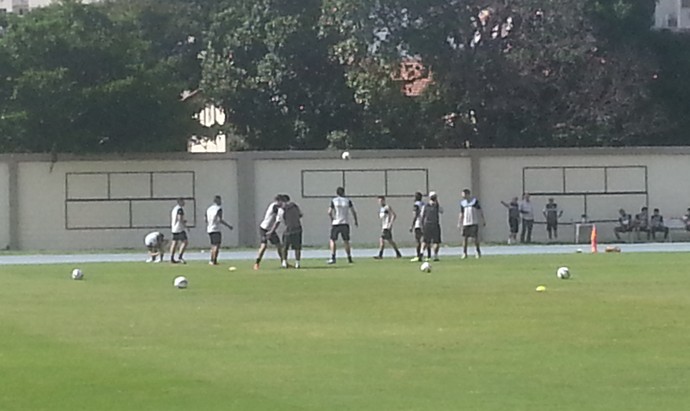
left=2, top=253, right=690, bottom=411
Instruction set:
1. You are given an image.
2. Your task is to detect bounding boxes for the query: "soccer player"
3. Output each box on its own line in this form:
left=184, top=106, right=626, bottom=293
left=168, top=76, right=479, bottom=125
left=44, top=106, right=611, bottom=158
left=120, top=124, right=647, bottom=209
left=205, top=195, right=233, bottom=265
left=634, top=206, right=650, bottom=240
left=327, top=187, right=358, bottom=264
left=144, top=231, right=166, bottom=263
left=280, top=195, right=303, bottom=268
left=614, top=208, right=633, bottom=240
left=254, top=195, right=286, bottom=270
left=543, top=198, right=563, bottom=241
left=374, top=196, right=402, bottom=259
left=420, top=191, right=443, bottom=261
left=169, top=198, right=188, bottom=264
left=519, top=193, right=534, bottom=243
left=650, top=208, right=669, bottom=241
left=410, top=192, right=424, bottom=261
left=500, top=197, right=520, bottom=244
left=459, top=189, right=485, bottom=259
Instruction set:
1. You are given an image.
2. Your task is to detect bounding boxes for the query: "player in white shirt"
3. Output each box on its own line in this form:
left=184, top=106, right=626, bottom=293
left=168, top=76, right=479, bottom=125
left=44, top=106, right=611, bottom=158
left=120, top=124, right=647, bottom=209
left=254, top=195, right=286, bottom=270
left=409, top=192, right=424, bottom=262
left=458, top=188, right=485, bottom=259
left=169, top=198, right=188, bottom=264
left=327, top=187, right=358, bottom=264
left=374, top=196, right=402, bottom=259
left=144, top=231, right=166, bottom=263
left=205, top=195, right=233, bottom=265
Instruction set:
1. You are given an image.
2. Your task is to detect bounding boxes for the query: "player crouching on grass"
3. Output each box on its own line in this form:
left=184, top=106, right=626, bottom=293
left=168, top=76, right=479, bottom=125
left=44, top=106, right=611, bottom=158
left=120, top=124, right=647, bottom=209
left=280, top=195, right=304, bottom=269
left=144, top=231, right=167, bottom=263
left=374, top=196, right=402, bottom=259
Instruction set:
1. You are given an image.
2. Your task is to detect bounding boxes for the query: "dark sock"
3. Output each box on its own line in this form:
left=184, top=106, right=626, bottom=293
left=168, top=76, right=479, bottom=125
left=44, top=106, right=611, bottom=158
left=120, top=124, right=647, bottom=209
left=331, top=254, right=336, bottom=261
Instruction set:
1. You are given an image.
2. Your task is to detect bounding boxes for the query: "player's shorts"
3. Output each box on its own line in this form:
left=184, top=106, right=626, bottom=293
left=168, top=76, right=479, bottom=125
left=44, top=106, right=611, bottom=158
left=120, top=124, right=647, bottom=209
left=283, top=230, right=303, bottom=251
left=381, top=229, right=393, bottom=241
left=259, top=227, right=281, bottom=245
left=423, top=224, right=442, bottom=244
left=330, top=224, right=351, bottom=241
left=546, top=221, right=558, bottom=231
left=172, top=231, right=188, bottom=242
left=463, top=224, right=479, bottom=238
left=208, top=232, right=222, bottom=246
left=508, top=218, right=519, bottom=234
left=414, top=227, right=423, bottom=241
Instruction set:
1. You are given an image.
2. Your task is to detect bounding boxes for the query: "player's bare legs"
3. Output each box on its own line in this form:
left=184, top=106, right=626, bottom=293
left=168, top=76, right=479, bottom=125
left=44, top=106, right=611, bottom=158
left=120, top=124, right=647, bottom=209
left=328, top=239, right=337, bottom=264
left=344, top=241, right=353, bottom=263
left=389, top=239, right=402, bottom=258
left=462, top=237, right=469, bottom=258
left=474, top=237, right=481, bottom=258
left=254, top=243, right=268, bottom=269
left=169, top=240, right=179, bottom=263
left=177, top=239, right=188, bottom=263
left=433, top=243, right=440, bottom=261
left=375, top=238, right=385, bottom=259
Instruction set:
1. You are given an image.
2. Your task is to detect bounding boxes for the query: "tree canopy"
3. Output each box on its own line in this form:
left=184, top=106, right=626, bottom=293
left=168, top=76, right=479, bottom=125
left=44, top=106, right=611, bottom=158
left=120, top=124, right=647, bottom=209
left=1, top=0, right=689, bottom=153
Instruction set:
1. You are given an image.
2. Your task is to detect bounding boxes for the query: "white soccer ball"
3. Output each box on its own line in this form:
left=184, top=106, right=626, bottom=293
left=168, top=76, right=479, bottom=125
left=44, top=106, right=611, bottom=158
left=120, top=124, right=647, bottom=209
left=173, top=276, right=189, bottom=289
left=71, top=268, right=83, bottom=280
left=420, top=261, right=432, bottom=273
left=557, top=266, right=571, bottom=279
left=341, top=151, right=351, bottom=160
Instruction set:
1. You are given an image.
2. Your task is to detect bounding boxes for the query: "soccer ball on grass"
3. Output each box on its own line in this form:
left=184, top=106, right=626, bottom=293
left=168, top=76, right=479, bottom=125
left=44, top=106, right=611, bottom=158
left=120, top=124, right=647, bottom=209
left=341, top=151, right=351, bottom=160
left=557, top=266, right=571, bottom=279
left=71, top=268, right=83, bottom=280
left=173, top=276, right=189, bottom=289
left=420, top=261, right=432, bottom=273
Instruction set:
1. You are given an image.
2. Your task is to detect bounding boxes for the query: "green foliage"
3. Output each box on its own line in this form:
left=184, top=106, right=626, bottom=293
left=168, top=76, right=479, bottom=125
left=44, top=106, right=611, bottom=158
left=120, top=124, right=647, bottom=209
left=2, top=0, right=690, bottom=152
left=0, top=1, right=196, bottom=153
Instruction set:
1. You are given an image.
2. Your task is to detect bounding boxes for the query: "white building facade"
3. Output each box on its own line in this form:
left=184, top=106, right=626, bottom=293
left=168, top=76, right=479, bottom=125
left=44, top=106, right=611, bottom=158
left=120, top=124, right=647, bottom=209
left=655, top=0, right=690, bottom=30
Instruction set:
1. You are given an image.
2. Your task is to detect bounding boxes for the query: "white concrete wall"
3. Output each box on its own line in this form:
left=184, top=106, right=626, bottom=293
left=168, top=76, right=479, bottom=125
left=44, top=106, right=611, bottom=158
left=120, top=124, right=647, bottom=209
left=2, top=149, right=690, bottom=251
left=0, top=162, right=9, bottom=249
left=254, top=157, right=472, bottom=247
left=479, top=154, right=690, bottom=243
left=16, top=159, right=238, bottom=250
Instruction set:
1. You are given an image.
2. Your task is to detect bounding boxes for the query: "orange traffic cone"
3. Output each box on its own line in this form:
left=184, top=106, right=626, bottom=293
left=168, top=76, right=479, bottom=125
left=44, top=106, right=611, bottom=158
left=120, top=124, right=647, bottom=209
left=590, top=224, right=598, bottom=254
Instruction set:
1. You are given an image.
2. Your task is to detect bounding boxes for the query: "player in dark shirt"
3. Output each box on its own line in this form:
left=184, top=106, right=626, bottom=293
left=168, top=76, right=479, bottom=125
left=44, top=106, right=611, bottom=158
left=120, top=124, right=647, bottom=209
left=614, top=209, right=633, bottom=240
left=500, top=197, right=520, bottom=244
left=420, top=192, right=442, bottom=261
left=543, top=198, right=563, bottom=241
left=634, top=207, right=650, bottom=240
left=281, top=195, right=304, bottom=268
left=650, top=208, right=669, bottom=241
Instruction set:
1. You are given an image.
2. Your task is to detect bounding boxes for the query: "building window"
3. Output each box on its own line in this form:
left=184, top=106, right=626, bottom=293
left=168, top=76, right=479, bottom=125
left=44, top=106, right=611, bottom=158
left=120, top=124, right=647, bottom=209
left=668, top=13, right=679, bottom=27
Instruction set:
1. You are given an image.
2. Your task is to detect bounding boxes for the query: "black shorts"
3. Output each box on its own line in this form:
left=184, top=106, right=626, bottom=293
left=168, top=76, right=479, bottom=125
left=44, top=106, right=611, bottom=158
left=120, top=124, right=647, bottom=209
left=414, top=227, right=423, bottom=241
left=283, top=230, right=303, bottom=250
left=423, top=224, right=441, bottom=244
left=209, top=232, right=222, bottom=246
left=547, top=221, right=558, bottom=231
left=463, top=224, right=479, bottom=238
left=381, top=229, right=393, bottom=241
left=172, top=231, right=188, bottom=242
left=259, top=227, right=280, bottom=245
left=509, top=218, right=519, bottom=234
left=330, top=224, right=351, bottom=241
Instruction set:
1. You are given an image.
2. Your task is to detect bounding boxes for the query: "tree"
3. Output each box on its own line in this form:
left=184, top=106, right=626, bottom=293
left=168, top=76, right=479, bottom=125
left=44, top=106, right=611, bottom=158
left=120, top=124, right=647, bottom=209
left=0, top=0, right=197, bottom=153
left=320, top=0, right=667, bottom=148
left=201, top=0, right=359, bottom=150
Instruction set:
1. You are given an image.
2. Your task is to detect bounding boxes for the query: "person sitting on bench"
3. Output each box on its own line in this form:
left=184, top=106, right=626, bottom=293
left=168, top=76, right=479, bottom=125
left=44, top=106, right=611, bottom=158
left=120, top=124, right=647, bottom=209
left=614, top=209, right=633, bottom=240
left=634, top=207, right=650, bottom=240
left=650, top=208, right=669, bottom=241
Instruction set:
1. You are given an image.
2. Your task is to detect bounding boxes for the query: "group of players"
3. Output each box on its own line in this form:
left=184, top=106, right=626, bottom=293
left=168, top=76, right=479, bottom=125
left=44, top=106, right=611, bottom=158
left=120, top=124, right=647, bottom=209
left=143, top=186, right=487, bottom=267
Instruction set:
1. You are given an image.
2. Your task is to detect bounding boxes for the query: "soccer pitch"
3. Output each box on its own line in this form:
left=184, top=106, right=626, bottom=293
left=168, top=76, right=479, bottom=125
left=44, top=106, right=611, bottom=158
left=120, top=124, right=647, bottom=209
left=2, top=253, right=690, bottom=411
